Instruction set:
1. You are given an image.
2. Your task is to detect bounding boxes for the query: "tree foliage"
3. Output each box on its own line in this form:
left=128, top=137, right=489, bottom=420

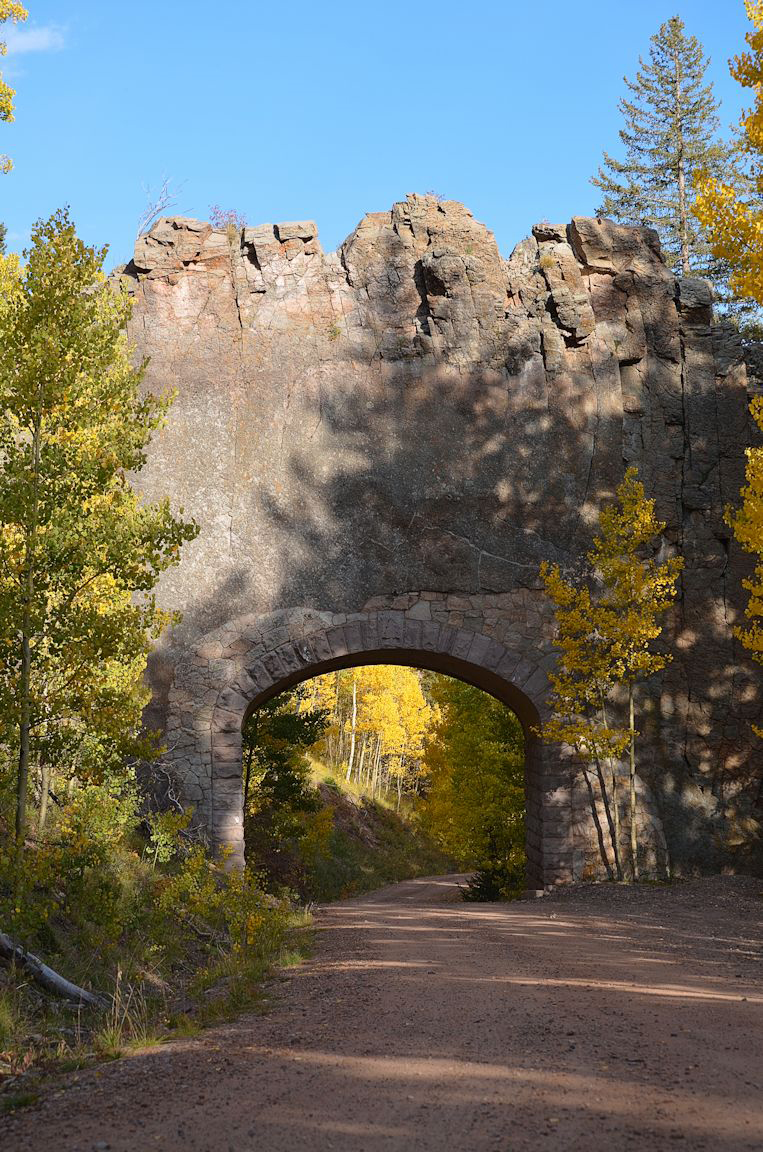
left=0, top=209, right=198, bottom=853
left=541, top=469, right=682, bottom=880
left=695, top=2, right=763, bottom=305
left=242, top=686, right=328, bottom=883
left=421, top=677, right=525, bottom=899
left=694, top=5, right=763, bottom=738
left=726, top=396, right=763, bottom=739
left=591, top=14, right=745, bottom=316
left=0, top=2, right=27, bottom=174
left=306, top=666, right=435, bottom=807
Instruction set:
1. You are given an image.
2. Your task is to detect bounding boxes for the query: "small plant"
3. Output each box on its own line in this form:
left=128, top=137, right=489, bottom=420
left=539, top=252, right=556, bottom=270
left=145, top=807, right=192, bottom=868
left=327, top=322, right=341, bottom=342
left=94, top=968, right=157, bottom=1057
left=209, top=205, right=247, bottom=246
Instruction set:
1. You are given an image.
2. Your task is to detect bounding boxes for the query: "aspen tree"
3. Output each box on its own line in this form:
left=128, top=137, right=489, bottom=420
left=0, top=2, right=27, bottom=174
left=695, top=2, right=763, bottom=683
left=0, top=210, right=198, bottom=856
left=695, top=2, right=763, bottom=305
left=539, top=562, right=627, bottom=880
left=541, top=469, right=682, bottom=880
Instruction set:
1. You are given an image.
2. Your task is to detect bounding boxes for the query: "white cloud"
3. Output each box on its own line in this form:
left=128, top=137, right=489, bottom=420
left=3, top=24, right=66, bottom=55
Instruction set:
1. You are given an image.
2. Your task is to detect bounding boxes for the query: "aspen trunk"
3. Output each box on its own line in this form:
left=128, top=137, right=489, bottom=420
left=629, top=683, right=638, bottom=880
left=586, top=761, right=614, bottom=881
left=0, top=930, right=104, bottom=1006
left=357, top=737, right=367, bottom=790
left=346, top=677, right=357, bottom=782
left=372, top=739, right=382, bottom=798
left=16, top=406, right=42, bottom=860
left=598, top=692, right=624, bottom=880
left=38, top=757, right=51, bottom=835
left=16, top=632, right=32, bottom=851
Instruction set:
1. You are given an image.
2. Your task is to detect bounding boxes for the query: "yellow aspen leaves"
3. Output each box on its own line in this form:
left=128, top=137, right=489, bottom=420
left=694, top=2, right=763, bottom=304
left=693, top=4, right=763, bottom=733
left=540, top=468, right=683, bottom=880
left=0, top=1, right=27, bottom=173
left=727, top=396, right=763, bottom=736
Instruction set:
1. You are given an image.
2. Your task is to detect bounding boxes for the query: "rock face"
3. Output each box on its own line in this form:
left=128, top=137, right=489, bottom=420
left=118, top=195, right=762, bottom=886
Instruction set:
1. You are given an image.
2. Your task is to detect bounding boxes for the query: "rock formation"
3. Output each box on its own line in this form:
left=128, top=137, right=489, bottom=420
left=116, top=194, right=761, bottom=885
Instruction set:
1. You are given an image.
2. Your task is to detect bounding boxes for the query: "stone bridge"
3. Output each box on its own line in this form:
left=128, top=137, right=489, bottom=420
left=118, top=195, right=762, bottom=887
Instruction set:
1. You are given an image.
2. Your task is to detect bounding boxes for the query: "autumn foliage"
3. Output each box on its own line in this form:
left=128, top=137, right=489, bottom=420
left=694, top=2, right=763, bottom=304
left=0, top=2, right=26, bottom=173
left=541, top=469, right=683, bottom=880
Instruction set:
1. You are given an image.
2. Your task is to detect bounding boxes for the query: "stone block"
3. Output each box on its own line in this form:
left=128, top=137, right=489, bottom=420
left=325, top=626, right=350, bottom=659
left=378, top=611, right=405, bottom=648
left=275, top=221, right=317, bottom=242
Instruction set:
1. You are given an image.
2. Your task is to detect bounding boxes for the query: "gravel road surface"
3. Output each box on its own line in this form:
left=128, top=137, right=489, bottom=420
left=3, top=874, right=762, bottom=1151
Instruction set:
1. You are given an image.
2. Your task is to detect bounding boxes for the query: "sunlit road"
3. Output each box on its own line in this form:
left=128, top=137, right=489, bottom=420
left=3, top=874, right=762, bottom=1151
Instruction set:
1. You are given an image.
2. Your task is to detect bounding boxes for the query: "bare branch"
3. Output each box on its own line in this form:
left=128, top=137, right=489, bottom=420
left=136, top=176, right=184, bottom=239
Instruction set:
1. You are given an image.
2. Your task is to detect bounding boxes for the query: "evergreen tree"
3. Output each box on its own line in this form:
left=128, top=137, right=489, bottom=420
left=592, top=16, right=732, bottom=288
left=0, top=220, right=6, bottom=254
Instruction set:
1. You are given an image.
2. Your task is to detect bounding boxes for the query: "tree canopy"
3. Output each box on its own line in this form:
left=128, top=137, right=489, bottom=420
left=592, top=14, right=748, bottom=320
left=0, top=2, right=27, bottom=174
left=0, top=209, right=198, bottom=852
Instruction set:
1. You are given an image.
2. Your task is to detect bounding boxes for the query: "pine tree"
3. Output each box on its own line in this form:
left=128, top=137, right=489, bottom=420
left=592, top=16, right=732, bottom=287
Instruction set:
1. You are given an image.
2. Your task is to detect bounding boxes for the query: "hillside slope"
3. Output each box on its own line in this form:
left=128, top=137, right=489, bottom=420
left=300, top=769, right=457, bottom=903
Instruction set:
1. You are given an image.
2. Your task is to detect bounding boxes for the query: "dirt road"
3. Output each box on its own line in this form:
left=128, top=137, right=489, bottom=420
left=3, top=874, right=762, bottom=1151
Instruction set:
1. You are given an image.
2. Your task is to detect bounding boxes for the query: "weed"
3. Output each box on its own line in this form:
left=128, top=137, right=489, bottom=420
left=1, top=1092, right=39, bottom=1115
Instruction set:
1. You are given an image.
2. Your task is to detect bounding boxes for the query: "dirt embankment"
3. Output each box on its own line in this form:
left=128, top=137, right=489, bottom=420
left=3, top=875, right=762, bottom=1151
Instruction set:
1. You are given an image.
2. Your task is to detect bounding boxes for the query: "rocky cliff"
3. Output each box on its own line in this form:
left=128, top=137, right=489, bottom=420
left=116, top=195, right=761, bottom=881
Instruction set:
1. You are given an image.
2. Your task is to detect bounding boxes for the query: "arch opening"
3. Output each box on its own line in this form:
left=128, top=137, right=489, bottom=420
left=163, top=609, right=577, bottom=891
left=240, top=657, right=531, bottom=901
left=194, top=608, right=574, bottom=892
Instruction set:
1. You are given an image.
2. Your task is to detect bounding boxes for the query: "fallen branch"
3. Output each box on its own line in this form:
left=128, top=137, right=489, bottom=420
left=0, top=930, right=105, bottom=1007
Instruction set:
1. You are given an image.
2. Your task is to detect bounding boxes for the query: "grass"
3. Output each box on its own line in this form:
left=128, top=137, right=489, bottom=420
left=305, top=757, right=455, bottom=902
left=0, top=906, right=314, bottom=1110
left=1, top=1091, right=39, bottom=1116
left=0, top=757, right=441, bottom=1111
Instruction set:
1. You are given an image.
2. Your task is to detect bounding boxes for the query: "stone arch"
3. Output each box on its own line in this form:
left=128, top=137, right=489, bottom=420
left=165, top=605, right=576, bottom=891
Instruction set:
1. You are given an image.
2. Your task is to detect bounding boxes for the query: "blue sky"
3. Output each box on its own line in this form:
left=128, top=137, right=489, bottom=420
left=0, top=1, right=755, bottom=267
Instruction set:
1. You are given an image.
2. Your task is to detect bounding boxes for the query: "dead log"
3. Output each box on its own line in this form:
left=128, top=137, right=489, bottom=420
left=0, top=929, right=105, bottom=1006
